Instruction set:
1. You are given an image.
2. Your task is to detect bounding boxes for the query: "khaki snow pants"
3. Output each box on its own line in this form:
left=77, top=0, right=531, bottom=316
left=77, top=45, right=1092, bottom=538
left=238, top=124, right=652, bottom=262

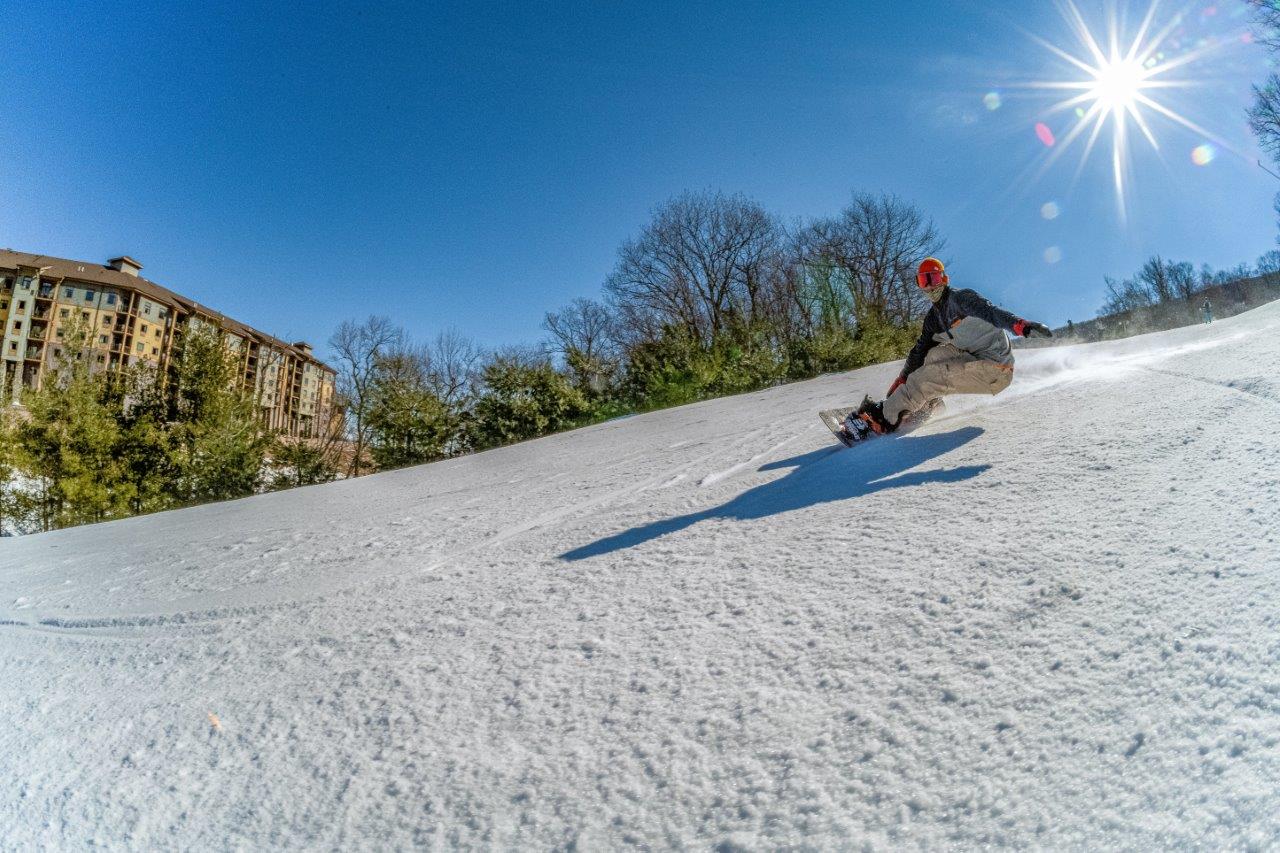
left=883, top=343, right=1013, bottom=425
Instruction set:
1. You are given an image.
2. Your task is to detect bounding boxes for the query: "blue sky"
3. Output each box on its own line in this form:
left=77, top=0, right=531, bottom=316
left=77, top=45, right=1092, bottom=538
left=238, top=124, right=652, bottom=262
left=1, top=1, right=1274, bottom=356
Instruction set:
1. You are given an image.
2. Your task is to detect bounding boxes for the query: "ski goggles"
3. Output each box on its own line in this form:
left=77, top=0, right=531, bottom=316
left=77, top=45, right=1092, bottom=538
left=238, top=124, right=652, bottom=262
left=916, top=269, right=946, bottom=288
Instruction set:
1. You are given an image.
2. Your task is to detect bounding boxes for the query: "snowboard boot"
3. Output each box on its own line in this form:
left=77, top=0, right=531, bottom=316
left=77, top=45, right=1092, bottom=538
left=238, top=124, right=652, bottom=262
left=839, top=409, right=875, bottom=444
left=854, top=395, right=897, bottom=435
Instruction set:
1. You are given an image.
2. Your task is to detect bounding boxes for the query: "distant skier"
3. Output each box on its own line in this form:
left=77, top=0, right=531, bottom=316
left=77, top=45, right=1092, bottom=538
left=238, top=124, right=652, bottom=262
left=842, top=258, right=1052, bottom=441
left=1202, top=297, right=1213, bottom=324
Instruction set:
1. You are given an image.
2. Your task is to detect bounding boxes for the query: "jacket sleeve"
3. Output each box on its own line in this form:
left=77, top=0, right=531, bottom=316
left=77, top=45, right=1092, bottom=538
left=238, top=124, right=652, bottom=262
left=951, top=288, right=1021, bottom=333
left=901, top=309, right=941, bottom=378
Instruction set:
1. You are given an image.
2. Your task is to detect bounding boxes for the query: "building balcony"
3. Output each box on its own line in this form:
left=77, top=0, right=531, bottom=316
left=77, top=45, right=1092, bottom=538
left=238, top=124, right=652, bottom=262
left=28, top=327, right=46, bottom=341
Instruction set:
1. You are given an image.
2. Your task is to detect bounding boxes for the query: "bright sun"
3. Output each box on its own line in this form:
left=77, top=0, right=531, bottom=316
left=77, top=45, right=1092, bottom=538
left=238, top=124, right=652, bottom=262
left=1016, top=0, right=1231, bottom=220
left=1089, top=56, right=1147, bottom=112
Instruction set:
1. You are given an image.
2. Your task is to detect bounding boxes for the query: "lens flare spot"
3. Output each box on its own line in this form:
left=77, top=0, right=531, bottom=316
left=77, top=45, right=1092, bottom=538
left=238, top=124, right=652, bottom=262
left=1075, top=106, right=1086, bottom=118
left=1041, top=201, right=1060, bottom=220
left=1191, top=143, right=1216, bottom=165
left=1043, top=246, right=1063, bottom=264
left=1035, top=122, right=1056, bottom=147
left=983, top=91, right=1002, bottom=111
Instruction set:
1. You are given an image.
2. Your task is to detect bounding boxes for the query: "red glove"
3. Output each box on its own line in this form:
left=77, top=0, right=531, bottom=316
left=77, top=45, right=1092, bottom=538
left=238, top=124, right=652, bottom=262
left=887, top=375, right=905, bottom=396
left=1013, top=319, right=1052, bottom=338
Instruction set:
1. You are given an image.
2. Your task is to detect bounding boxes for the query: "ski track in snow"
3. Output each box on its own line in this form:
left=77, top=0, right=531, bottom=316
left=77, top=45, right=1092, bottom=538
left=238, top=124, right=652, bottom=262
left=3, top=305, right=1280, bottom=848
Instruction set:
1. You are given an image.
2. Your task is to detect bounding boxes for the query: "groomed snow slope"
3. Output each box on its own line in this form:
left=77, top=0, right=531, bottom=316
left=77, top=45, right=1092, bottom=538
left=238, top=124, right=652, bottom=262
left=3, top=302, right=1280, bottom=849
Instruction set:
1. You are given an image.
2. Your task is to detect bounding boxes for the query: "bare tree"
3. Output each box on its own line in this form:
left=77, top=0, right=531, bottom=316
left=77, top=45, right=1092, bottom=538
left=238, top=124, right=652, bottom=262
left=1251, top=1, right=1280, bottom=45
left=543, top=297, right=622, bottom=390
left=1167, top=260, right=1196, bottom=302
left=544, top=297, right=616, bottom=361
left=605, top=190, right=784, bottom=345
left=424, top=328, right=483, bottom=407
left=1139, top=255, right=1173, bottom=303
left=798, top=192, right=945, bottom=325
left=1251, top=78, right=1280, bottom=161
left=328, top=315, right=403, bottom=477
left=1248, top=2, right=1280, bottom=235
left=1100, top=275, right=1154, bottom=315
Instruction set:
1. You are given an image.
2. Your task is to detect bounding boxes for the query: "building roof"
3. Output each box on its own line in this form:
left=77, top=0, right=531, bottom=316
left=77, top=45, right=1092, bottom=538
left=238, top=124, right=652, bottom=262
left=0, top=249, right=333, bottom=373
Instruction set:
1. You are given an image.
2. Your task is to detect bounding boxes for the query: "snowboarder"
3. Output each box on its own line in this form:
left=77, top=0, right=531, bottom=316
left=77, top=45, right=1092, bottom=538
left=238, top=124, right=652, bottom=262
left=1202, top=297, right=1213, bottom=324
left=841, top=258, right=1052, bottom=441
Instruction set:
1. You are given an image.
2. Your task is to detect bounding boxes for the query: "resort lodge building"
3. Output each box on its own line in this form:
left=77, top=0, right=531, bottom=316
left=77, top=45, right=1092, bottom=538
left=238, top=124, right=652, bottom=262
left=0, top=250, right=337, bottom=438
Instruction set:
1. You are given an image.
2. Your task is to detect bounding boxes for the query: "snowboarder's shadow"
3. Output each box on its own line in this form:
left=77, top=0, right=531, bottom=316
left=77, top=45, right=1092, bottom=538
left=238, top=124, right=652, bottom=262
left=560, top=426, right=989, bottom=561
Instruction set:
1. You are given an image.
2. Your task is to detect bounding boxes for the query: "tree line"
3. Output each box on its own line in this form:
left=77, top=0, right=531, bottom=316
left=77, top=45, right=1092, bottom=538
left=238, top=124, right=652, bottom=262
left=0, top=320, right=336, bottom=536
left=6, top=169, right=1279, bottom=533
left=1060, top=251, right=1280, bottom=342
left=328, top=189, right=945, bottom=477
left=0, top=189, right=946, bottom=534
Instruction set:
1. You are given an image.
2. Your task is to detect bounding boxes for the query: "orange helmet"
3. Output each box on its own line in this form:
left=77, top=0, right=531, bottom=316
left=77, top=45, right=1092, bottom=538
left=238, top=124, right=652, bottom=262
left=916, top=257, right=948, bottom=289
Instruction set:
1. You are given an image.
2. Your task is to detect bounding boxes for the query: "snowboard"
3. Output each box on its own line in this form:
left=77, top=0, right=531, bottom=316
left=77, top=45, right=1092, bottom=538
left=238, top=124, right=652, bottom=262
left=819, top=398, right=944, bottom=448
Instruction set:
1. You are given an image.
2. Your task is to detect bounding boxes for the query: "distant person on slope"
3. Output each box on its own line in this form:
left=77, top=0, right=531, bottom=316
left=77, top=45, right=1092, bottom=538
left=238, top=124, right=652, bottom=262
left=1202, top=297, right=1213, bottom=324
left=842, top=258, right=1052, bottom=440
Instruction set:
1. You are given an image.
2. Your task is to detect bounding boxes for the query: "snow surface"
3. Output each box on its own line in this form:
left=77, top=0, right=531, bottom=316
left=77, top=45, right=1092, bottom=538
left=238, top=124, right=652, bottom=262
left=3, top=303, right=1279, bottom=849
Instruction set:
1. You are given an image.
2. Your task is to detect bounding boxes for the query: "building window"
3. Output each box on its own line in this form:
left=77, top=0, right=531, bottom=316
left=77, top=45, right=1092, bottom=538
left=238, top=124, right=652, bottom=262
left=11, top=320, right=20, bottom=331
left=102, top=315, right=111, bottom=325
left=140, top=324, right=148, bottom=333
left=0, top=300, right=7, bottom=310
left=64, top=287, right=74, bottom=298
left=1, top=277, right=10, bottom=292
left=81, top=313, right=89, bottom=322
left=7, top=342, right=14, bottom=352
left=136, top=342, right=144, bottom=353
left=106, top=294, right=116, bottom=305
left=155, top=329, right=161, bottom=339
left=143, top=305, right=151, bottom=316
left=60, top=309, right=69, bottom=318
left=100, top=335, right=109, bottom=344
left=85, top=290, right=95, bottom=302
left=56, top=329, right=64, bottom=339
left=17, top=301, right=25, bottom=311
left=152, top=347, right=159, bottom=355
left=19, top=277, right=31, bottom=290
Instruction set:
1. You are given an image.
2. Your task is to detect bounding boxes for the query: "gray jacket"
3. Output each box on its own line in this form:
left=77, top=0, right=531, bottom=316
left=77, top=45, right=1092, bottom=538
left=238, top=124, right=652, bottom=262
left=902, top=287, right=1022, bottom=376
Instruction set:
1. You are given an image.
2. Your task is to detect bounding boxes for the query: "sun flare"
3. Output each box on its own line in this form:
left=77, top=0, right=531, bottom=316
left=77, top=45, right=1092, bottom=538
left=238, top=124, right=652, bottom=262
left=1016, top=0, right=1232, bottom=221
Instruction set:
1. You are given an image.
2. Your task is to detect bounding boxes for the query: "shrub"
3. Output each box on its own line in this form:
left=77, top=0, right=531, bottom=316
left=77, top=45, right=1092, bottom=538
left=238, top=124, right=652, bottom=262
left=470, top=354, right=590, bottom=448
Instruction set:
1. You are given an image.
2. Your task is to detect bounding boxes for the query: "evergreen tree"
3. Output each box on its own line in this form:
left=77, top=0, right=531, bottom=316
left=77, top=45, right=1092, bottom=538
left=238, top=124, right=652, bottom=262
left=470, top=351, right=588, bottom=448
left=0, top=408, right=20, bottom=536
left=171, top=323, right=273, bottom=503
left=15, top=318, right=134, bottom=528
left=270, top=435, right=342, bottom=489
left=366, top=347, right=457, bottom=469
left=114, top=363, right=181, bottom=516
